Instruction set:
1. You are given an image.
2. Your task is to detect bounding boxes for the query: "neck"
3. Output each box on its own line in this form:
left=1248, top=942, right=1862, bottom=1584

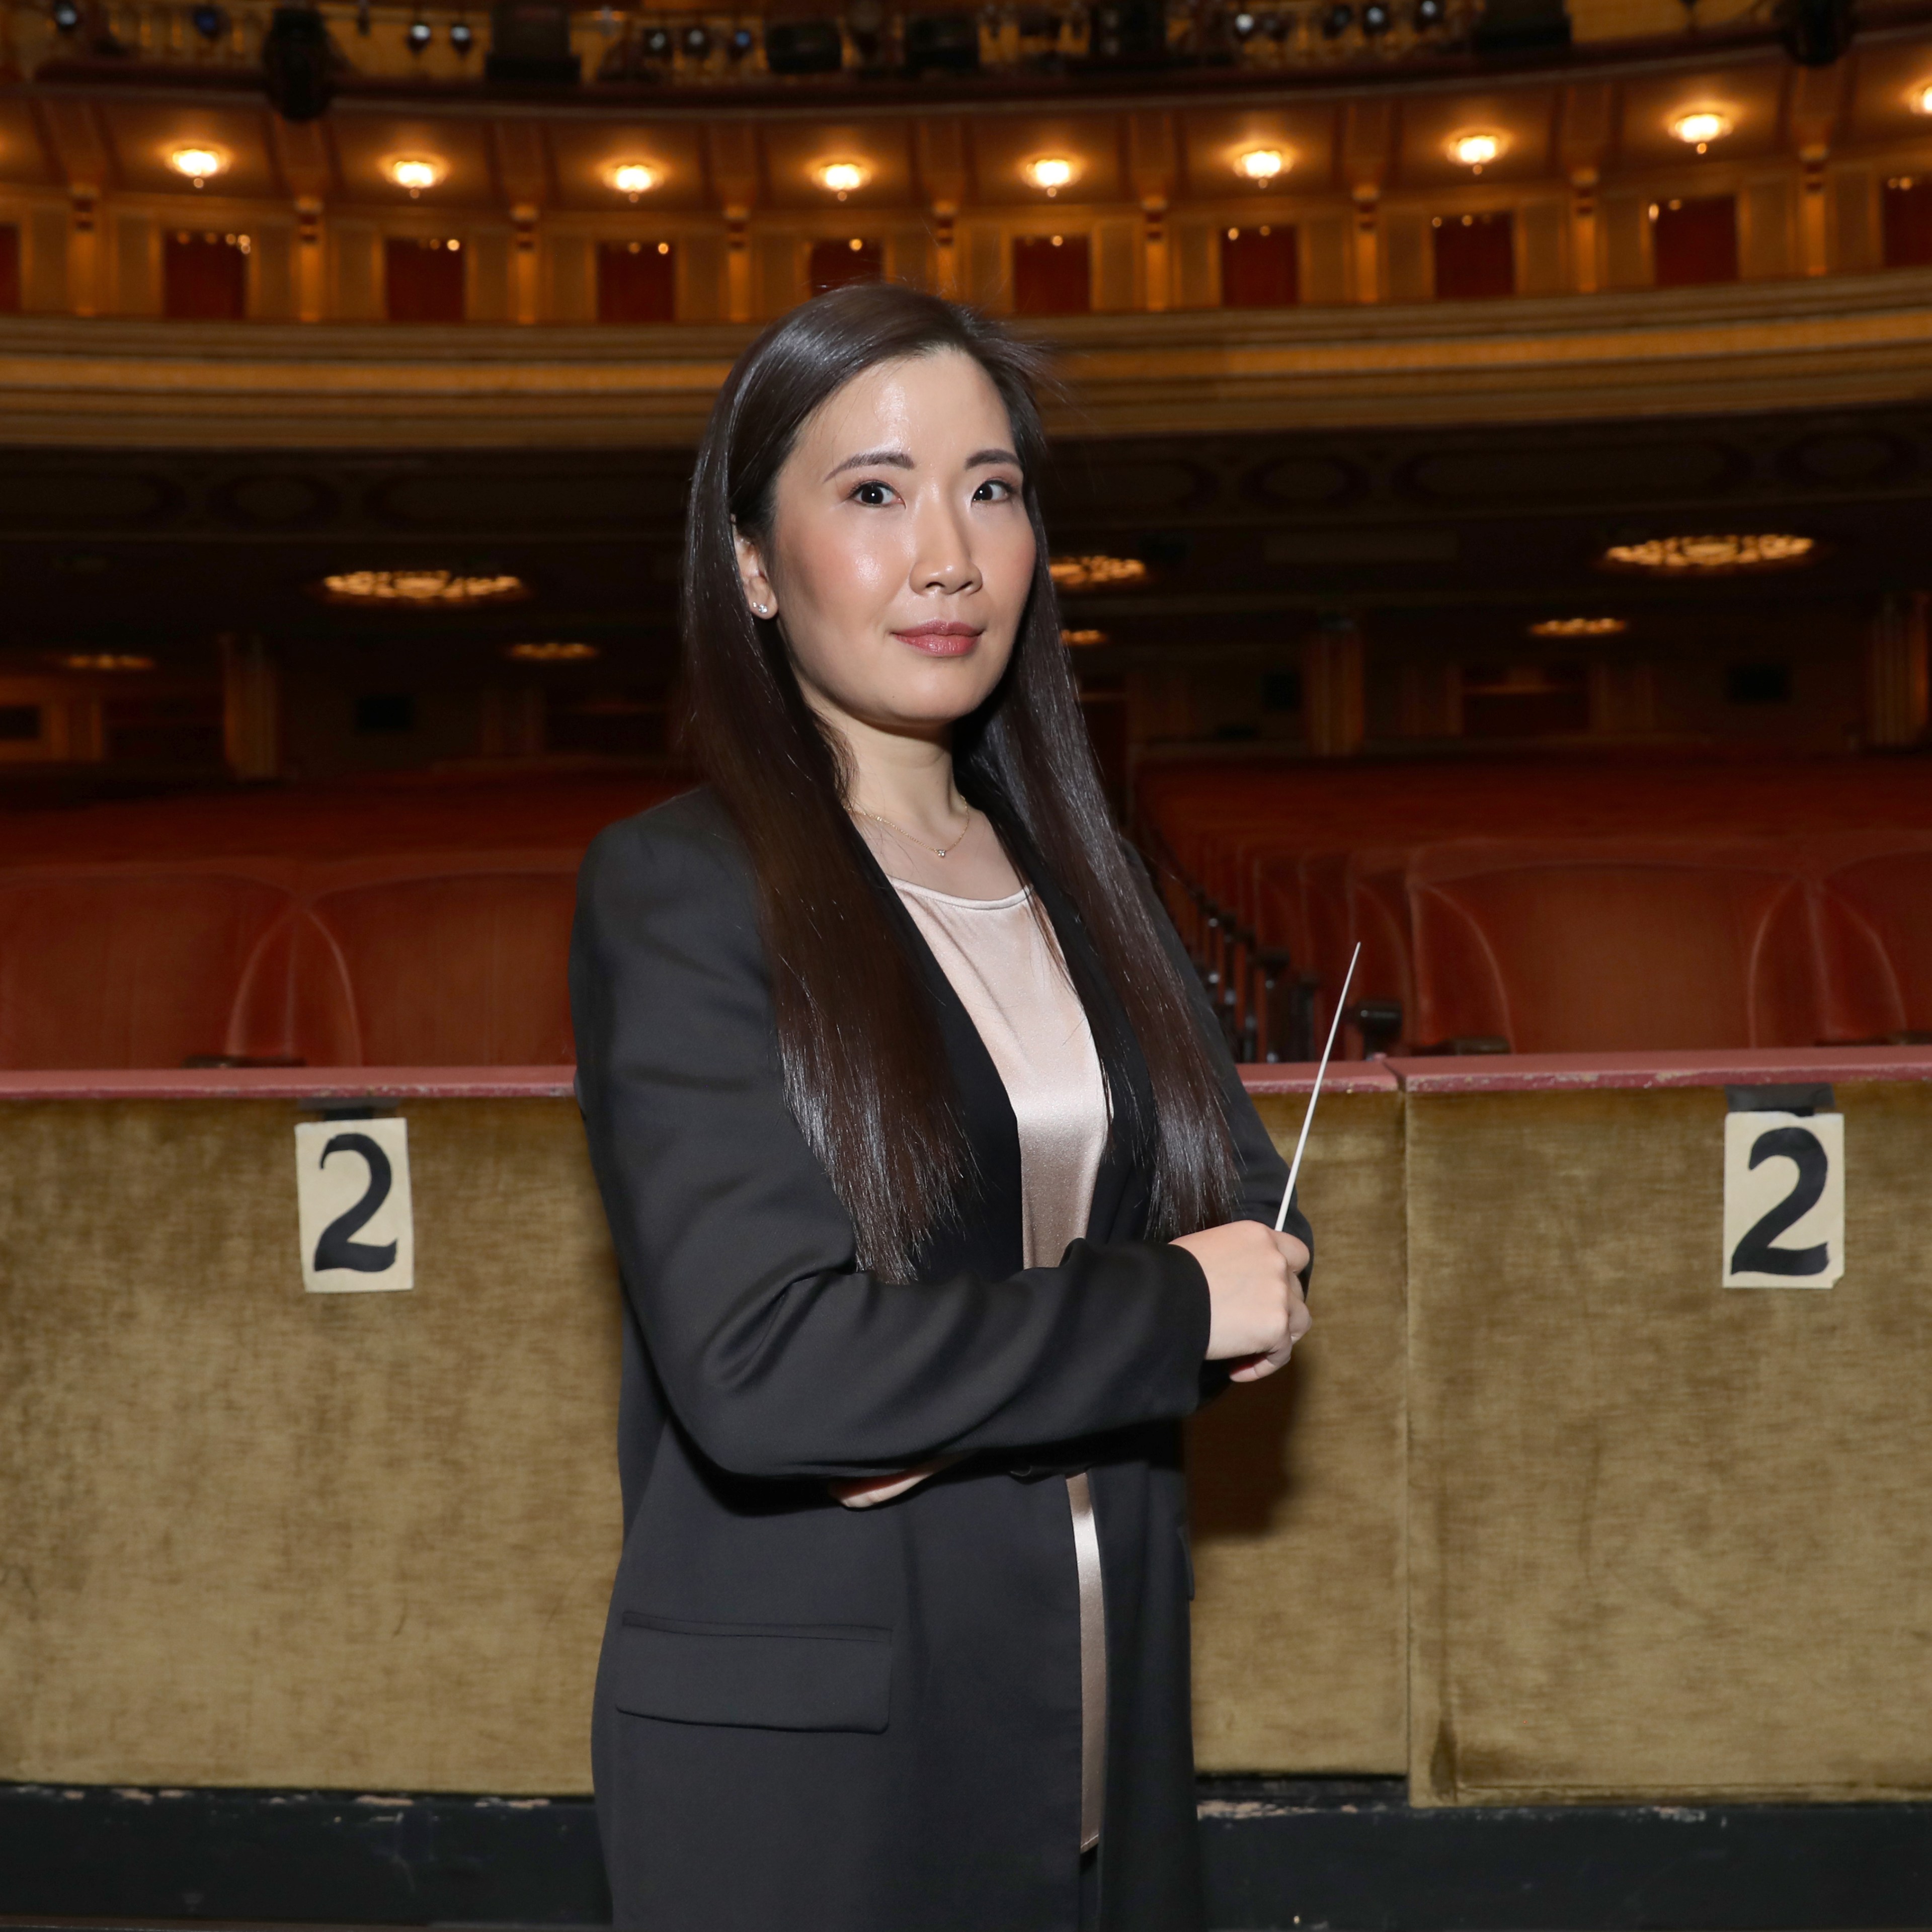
left=806, top=687, right=965, bottom=837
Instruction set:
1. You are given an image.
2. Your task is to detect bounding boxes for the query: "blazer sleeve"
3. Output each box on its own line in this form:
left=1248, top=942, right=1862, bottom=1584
left=570, top=808, right=1218, bottom=1485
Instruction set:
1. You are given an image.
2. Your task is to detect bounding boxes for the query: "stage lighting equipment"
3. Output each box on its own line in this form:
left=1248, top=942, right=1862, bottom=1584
left=449, top=17, right=473, bottom=50
left=765, top=19, right=844, bottom=72
left=485, top=2, right=581, bottom=83
left=642, top=24, right=672, bottom=56
left=1320, top=5, right=1353, bottom=37
left=190, top=4, right=225, bottom=37
left=1362, top=2, right=1390, bottom=31
left=1778, top=0, right=1852, bottom=65
left=262, top=6, right=336, bottom=120
left=405, top=16, right=431, bottom=48
left=1087, top=0, right=1166, bottom=59
left=905, top=11, right=980, bottom=72
left=1415, top=0, right=1446, bottom=25
left=1231, top=8, right=1258, bottom=37
left=51, top=0, right=80, bottom=31
left=1472, top=0, right=1569, bottom=50
left=682, top=24, right=710, bottom=55
left=728, top=23, right=756, bottom=55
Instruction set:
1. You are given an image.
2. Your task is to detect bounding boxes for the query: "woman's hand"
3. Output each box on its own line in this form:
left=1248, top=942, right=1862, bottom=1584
left=1172, top=1221, right=1311, bottom=1384
left=829, top=1452, right=966, bottom=1509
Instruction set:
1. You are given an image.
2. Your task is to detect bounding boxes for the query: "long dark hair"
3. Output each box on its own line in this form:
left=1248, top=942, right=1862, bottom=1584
left=683, top=282, right=1238, bottom=1277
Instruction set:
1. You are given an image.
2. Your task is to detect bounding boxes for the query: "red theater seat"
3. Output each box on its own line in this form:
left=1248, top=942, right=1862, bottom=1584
left=1407, top=841, right=1827, bottom=1053
left=1810, top=834, right=1932, bottom=1042
left=283, top=857, right=584, bottom=1067
left=0, top=867, right=296, bottom=1070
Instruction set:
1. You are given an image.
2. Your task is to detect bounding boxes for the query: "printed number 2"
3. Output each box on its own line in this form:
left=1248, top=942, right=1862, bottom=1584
left=1722, top=1111, right=1843, bottom=1290
left=294, top=1116, right=414, bottom=1294
left=313, top=1133, right=398, bottom=1273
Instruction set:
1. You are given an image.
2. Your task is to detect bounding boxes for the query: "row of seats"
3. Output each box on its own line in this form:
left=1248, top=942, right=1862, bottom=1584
left=1137, top=755, right=1932, bottom=1057
left=0, top=773, right=692, bottom=1070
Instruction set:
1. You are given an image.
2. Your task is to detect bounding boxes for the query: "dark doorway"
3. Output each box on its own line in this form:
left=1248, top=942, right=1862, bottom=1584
left=1221, top=225, right=1298, bottom=307
left=1013, top=233, right=1090, bottom=315
left=1433, top=212, right=1514, bottom=299
left=385, top=238, right=466, bottom=323
left=598, top=240, right=675, bottom=322
left=164, top=231, right=248, bottom=320
left=809, top=236, right=883, bottom=296
left=1652, top=195, right=1738, bottom=287
left=1883, top=177, right=1932, bottom=269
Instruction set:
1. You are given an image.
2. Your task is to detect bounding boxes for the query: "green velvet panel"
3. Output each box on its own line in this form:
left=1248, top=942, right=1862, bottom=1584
left=1189, top=1091, right=1410, bottom=1775
left=1407, top=1083, right=1932, bottom=1805
left=0, top=1098, right=623, bottom=1793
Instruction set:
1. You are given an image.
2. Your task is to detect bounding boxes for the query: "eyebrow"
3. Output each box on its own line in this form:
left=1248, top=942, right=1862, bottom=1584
left=823, top=445, right=1023, bottom=482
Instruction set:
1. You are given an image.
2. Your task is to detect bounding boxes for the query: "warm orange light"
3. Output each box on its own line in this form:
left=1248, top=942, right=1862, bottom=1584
left=1026, top=156, right=1076, bottom=195
left=1050, top=554, right=1147, bottom=591
left=59, top=652, right=156, bottom=670
left=1670, top=110, right=1732, bottom=152
left=1528, top=616, right=1627, bottom=638
left=817, top=161, right=868, bottom=198
left=1237, top=147, right=1286, bottom=184
left=387, top=156, right=444, bottom=196
left=1061, top=628, right=1108, bottom=647
left=1600, top=534, right=1813, bottom=574
left=1450, top=132, right=1502, bottom=169
left=1913, top=83, right=1932, bottom=115
left=610, top=163, right=660, bottom=198
left=318, top=570, right=528, bottom=605
left=169, top=145, right=225, bottom=186
left=506, top=641, right=598, bottom=661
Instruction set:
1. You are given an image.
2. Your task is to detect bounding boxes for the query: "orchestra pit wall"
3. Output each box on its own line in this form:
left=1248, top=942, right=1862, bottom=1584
left=3, top=1058, right=1927, bottom=1805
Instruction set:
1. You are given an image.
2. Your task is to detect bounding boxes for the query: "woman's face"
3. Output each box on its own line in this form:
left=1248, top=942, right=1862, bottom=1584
left=736, top=348, right=1037, bottom=742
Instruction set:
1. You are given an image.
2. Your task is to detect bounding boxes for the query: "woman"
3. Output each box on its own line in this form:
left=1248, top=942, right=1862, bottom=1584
left=570, top=282, right=1312, bottom=1932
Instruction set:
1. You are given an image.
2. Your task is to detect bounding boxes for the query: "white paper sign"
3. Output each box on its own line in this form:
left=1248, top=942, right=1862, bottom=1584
left=1722, top=1110, right=1843, bottom=1290
left=295, top=1117, right=415, bottom=1294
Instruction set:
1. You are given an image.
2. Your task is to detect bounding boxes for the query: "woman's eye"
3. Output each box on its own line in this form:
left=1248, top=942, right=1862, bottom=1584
left=974, top=477, right=1019, bottom=502
left=852, top=480, right=896, bottom=507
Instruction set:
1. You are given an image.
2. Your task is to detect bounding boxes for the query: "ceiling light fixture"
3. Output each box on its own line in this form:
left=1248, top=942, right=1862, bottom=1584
left=1600, top=534, right=1814, bottom=574
left=1050, top=554, right=1148, bottom=591
left=387, top=156, right=444, bottom=197
left=1670, top=110, right=1732, bottom=153
left=817, top=161, right=867, bottom=200
left=1912, top=83, right=1932, bottom=115
left=1528, top=616, right=1627, bottom=638
left=318, top=570, right=529, bottom=605
left=59, top=652, right=156, bottom=671
left=610, top=162, right=660, bottom=200
left=506, top=641, right=598, bottom=661
left=1026, top=156, right=1076, bottom=196
left=1450, top=132, right=1501, bottom=172
left=1061, top=628, right=1108, bottom=647
left=1236, top=147, right=1286, bottom=184
left=169, top=145, right=225, bottom=187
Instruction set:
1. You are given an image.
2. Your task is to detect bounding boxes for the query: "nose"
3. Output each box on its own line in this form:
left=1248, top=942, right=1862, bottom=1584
left=909, top=491, right=982, bottom=599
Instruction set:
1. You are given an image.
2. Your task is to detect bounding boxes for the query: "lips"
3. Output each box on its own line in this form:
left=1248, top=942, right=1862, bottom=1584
left=892, top=623, right=981, bottom=657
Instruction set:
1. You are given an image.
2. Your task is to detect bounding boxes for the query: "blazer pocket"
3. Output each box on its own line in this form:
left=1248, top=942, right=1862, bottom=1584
left=615, top=1614, right=893, bottom=1733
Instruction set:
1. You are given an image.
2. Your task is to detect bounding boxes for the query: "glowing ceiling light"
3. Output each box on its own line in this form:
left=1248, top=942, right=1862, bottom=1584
left=1451, top=132, right=1501, bottom=170
left=387, top=156, right=444, bottom=197
left=318, top=570, right=529, bottom=605
left=1237, top=147, right=1286, bottom=184
left=1670, top=110, right=1732, bottom=153
left=59, top=652, right=156, bottom=670
left=1528, top=616, right=1627, bottom=638
left=817, top=161, right=868, bottom=199
left=169, top=145, right=225, bottom=187
left=1913, top=83, right=1932, bottom=115
left=1600, top=534, right=1814, bottom=574
left=1061, top=628, right=1108, bottom=647
left=1050, top=554, right=1148, bottom=591
left=610, top=163, right=660, bottom=199
left=506, top=641, right=598, bottom=661
left=1026, top=156, right=1076, bottom=196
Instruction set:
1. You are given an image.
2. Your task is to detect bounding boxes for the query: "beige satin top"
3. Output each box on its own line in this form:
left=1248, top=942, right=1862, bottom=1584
left=891, top=877, right=1112, bottom=1855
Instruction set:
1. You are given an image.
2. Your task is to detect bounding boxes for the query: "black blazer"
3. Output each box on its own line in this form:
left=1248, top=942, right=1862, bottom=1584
left=570, top=785, right=1306, bottom=1932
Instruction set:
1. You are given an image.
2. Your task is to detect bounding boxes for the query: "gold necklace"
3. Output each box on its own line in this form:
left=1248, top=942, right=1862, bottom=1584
left=855, top=802, right=974, bottom=859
